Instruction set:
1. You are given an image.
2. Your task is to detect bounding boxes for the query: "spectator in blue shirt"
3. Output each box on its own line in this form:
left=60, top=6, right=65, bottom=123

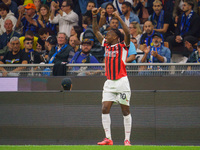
left=139, top=32, right=171, bottom=75
left=0, top=19, right=20, bottom=58
left=69, top=38, right=101, bottom=76
left=119, top=1, right=140, bottom=29
left=16, top=3, right=39, bottom=36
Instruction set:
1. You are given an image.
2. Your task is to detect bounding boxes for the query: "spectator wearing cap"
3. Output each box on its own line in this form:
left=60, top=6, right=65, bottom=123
left=49, top=0, right=78, bottom=37
left=139, top=20, right=164, bottom=51
left=187, top=41, right=200, bottom=63
left=61, top=78, right=72, bottom=91
left=139, top=32, right=171, bottom=75
left=1, top=0, right=18, bottom=18
left=43, top=35, right=57, bottom=63
left=0, top=3, right=17, bottom=35
left=184, top=41, right=200, bottom=75
left=48, top=32, right=74, bottom=64
left=0, top=19, right=20, bottom=59
left=69, top=38, right=100, bottom=76
left=16, top=3, right=39, bottom=36
left=82, top=10, right=104, bottom=63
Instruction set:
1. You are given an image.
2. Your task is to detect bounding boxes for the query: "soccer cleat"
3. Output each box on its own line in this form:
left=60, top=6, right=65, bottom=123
left=124, top=140, right=131, bottom=146
left=97, top=138, right=113, bottom=145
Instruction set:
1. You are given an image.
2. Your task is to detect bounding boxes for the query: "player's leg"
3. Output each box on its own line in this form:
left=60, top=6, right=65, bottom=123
left=102, top=101, right=113, bottom=139
left=98, top=101, right=113, bottom=145
left=120, top=104, right=132, bottom=146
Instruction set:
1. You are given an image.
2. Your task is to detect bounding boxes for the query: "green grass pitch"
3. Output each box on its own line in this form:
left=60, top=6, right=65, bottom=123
left=0, top=145, right=200, bottom=150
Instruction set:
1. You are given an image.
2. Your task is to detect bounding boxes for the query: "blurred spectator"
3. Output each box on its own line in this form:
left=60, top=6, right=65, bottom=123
left=133, top=0, right=149, bottom=24
left=36, top=38, right=45, bottom=53
left=43, top=35, right=57, bottom=62
left=23, top=0, right=34, bottom=6
left=69, top=38, right=100, bottom=76
left=86, top=0, right=96, bottom=11
left=16, top=3, right=39, bottom=36
left=38, top=4, right=57, bottom=34
left=81, top=10, right=92, bottom=37
left=33, top=0, right=41, bottom=14
left=139, top=32, right=171, bottom=75
left=167, top=0, right=200, bottom=63
left=38, top=27, right=50, bottom=41
left=149, top=0, right=174, bottom=39
left=69, top=35, right=80, bottom=52
left=48, top=32, right=74, bottom=64
left=161, top=0, right=175, bottom=15
left=126, top=40, right=137, bottom=63
left=173, top=0, right=198, bottom=22
left=23, top=37, right=41, bottom=63
left=49, top=0, right=78, bottom=37
left=129, top=21, right=142, bottom=47
left=19, top=30, right=38, bottom=51
left=99, top=3, right=116, bottom=27
left=12, top=0, right=24, bottom=6
left=0, top=19, right=20, bottom=57
left=139, top=20, right=164, bottom=51
left=70, top=25, right=82, bottom=41
left=119, top=1, right=140, bottom=29
left=146, top=0, right=154, bottom=15
left=180, top=41, right=200, bottom=75
left=78, top=0, right=97, bottom=14
left=113, top=0, right=133, bottom=15
left=82, top=10, right=104, bottom=62
left=1, top=0, right=18, bottom=18
left=100, top=17, right=119, bottom=36
left=131, top=37, right=144, bottom=63
left=0, top=3, right=17, bottom=35
left=186, top=41, right=200, bottom=64
left=0, top=37, right=29, bottom=76
left=61, top=78, right=72, bottom=91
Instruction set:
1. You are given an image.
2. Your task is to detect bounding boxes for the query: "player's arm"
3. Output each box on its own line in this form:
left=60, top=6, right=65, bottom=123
left=92, top=8, right=104, bottom=44
left=112, top=11, right=130, bottom=46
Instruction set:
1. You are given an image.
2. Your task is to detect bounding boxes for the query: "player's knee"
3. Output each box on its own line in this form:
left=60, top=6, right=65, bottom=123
left=102, top=105, right=110, bottom=114
left=122, top=109, right=130, bottom=116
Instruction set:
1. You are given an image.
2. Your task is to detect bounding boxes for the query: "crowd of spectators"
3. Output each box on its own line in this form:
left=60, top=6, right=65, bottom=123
left=0, top=0, right=200, bottom=76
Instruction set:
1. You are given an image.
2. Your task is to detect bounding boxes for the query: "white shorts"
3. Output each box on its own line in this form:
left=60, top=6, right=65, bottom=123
left=102, top=76, right=131, bottom=106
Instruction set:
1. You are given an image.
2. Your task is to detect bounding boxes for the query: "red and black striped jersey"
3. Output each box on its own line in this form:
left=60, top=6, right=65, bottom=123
left=102, top=39, right=128, bottom=80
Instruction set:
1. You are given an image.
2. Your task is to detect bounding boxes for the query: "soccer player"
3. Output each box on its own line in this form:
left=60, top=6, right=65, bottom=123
left=92, top=8, right=132, bottom=146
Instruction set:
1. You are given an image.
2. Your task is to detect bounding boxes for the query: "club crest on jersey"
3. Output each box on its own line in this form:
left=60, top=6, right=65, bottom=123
left=105, top=51, right=118, bottom=57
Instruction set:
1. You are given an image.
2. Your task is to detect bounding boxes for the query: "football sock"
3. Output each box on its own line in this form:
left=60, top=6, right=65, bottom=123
left=123, top=114, right=132, bottom=141
left=102, top=114, right=111, bottom=140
